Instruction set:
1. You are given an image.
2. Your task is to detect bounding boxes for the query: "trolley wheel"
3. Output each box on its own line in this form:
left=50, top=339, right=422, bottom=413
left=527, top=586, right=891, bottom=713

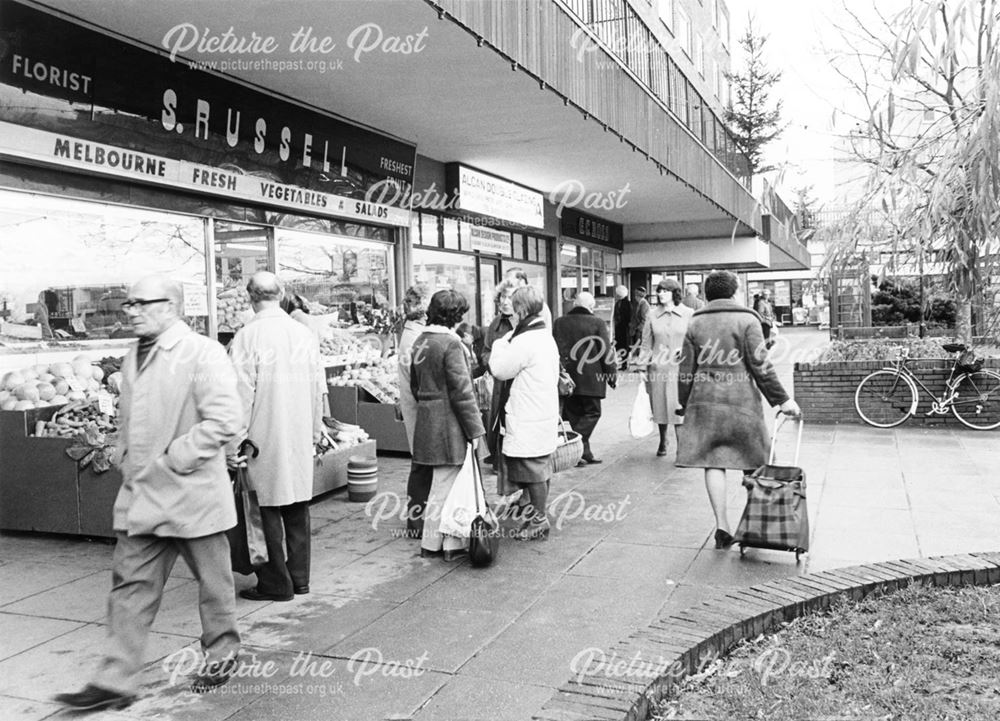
left=795, top=550, right=802, bottom=563
left=739, top=544, right=746, bottom=557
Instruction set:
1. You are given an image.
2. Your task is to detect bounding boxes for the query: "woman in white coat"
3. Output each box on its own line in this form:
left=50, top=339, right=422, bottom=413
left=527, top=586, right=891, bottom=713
left=488, top=286, right=560, bottom=540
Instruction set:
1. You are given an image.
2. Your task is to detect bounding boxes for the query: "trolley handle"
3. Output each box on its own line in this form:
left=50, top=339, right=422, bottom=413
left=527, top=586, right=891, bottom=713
left=769, top=410, right=804, bottom=467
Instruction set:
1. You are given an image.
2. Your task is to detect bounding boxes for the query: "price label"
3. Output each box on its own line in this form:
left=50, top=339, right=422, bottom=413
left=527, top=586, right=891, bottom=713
left=66, top=376, right=85, bottom=392
left=98, top=390, right=116, bottom=417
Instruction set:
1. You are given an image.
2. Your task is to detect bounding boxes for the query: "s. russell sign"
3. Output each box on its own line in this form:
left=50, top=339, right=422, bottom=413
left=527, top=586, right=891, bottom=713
left=0, top=0, right=417, bottom=225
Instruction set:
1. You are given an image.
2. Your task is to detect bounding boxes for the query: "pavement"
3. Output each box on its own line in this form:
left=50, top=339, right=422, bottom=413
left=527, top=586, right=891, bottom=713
left=2, top=326, right=999, bottom=721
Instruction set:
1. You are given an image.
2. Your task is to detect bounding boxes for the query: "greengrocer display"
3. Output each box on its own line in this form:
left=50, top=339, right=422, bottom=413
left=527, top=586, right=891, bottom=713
left=326, top=355, right=400, bottom=403
left=0, top=355, right=122, bottom=411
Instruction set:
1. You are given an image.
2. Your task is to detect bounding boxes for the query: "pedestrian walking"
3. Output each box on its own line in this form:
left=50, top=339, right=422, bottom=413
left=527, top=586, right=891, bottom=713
left=482, top=280, right=517, bottom=473
left=229, top=273, right=325, bottom=602
left=553, top=291, right=617, bottom=466
left=397, top=285, right=431, bottom=539
left=505, top=266, right=552, bottom=328
left=55, top=275, right=244, bottom=710
left=612, top=285, right=632, bottom=370
left=682, top=283, right=705, bottom=311
left=675, top=270, right=800, bottom=549
left=639, top=279, right=693, bottom=457
left=754, top=288, right=777, bottom=347
left=410, top=290, right=486, bottom=561
left=489, top=286, right=560, bottom=539
left=628, top=286, right=650, bottom=350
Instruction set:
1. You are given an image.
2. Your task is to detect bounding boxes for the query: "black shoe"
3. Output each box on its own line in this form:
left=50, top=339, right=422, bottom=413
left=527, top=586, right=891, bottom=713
left=443, top=548, right=469, bottom=562
left=576, top=459, right=589, bottom=467
left=293, top=585, right=309, bottom=595
left=191, top=656, right=239, bottom=693
left=714, top=529, right=735, bottom=549
left=583, top=457, right=603, bottom=465
left=53, top=684, right=134, bottom=711
left=656, top=442, right=667, bottom=457
left=239, top=587, right=293, bottom=602
left=420, top=548, right=443, bottom=558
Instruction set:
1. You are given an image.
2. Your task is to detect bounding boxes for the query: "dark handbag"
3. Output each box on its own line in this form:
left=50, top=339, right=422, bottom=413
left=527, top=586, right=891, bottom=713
left=227, top=440, right=268, bottom=575
left=468, top=445, right=500, bottom=568
left=558, top=362, right=576, bottom=396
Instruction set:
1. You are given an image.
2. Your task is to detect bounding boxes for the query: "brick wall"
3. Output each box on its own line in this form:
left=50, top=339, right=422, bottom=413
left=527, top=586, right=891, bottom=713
left=793, top=359, right=1000, bottom=426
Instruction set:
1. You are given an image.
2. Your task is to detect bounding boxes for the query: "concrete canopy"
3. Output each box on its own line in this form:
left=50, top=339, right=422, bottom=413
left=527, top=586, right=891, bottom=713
left=33, top=0, right=804, bottom=269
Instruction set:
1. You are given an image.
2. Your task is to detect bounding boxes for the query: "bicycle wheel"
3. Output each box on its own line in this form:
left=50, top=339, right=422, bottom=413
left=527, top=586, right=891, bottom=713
left=855, top=370, right=916, bottom=428
left=951, top=371, right=1000, bottom=430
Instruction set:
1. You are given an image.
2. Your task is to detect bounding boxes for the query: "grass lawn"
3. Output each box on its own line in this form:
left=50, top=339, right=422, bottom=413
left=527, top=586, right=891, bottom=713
left=653, top=583, right=1000, bottom=720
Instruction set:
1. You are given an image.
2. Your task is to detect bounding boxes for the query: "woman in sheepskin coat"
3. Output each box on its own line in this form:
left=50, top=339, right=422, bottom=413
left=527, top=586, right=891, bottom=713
left=489, top=285, right=560, bottom=540
left=675, top=270, right=800, bottom=550
left=410, top=290, right=485, bottom=561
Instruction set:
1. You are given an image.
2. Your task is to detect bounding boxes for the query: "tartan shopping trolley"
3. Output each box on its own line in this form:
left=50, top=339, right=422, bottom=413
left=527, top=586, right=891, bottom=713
left=735, top=412, right=809, bottom=562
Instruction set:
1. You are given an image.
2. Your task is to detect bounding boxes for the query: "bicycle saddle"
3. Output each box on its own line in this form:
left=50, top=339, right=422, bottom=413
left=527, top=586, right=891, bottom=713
left=941, top=343, right=966, bottom=353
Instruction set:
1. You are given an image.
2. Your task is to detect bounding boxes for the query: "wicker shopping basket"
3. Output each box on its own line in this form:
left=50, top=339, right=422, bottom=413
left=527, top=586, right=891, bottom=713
left=550, top=420, right=584, bottom=473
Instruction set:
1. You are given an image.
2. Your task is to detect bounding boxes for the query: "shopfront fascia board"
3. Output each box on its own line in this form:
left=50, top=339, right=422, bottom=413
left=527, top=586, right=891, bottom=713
left=622, top=236, right=770, bottom=271
left=0, top=121, right=411, bottom=227
left=444, top=163, right=545, bottom=230
left=0, top=1, right=416, bottom=227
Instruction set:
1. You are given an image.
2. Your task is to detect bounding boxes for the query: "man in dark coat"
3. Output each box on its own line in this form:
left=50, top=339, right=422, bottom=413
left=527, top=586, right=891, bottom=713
left=611, top=285, right=632, bottom=370
left=553, top=292, right=617, bottom=465
left=628, top=287, right=650, bottom=349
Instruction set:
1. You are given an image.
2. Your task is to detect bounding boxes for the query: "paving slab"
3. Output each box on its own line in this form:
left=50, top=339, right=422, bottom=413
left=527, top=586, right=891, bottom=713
left=0, top=562, right=106, bottom=608
left=0, top=612, right=85, bottom=661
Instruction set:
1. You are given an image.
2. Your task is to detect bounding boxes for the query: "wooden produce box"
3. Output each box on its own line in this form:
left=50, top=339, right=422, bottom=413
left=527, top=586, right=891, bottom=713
left=313, top=439, right=376, bottom=497
left=357, top=402, right=409, bottom=453
left=0, top=407, right=80, bottom=535
left=78, top=465, right=121, bottom=538
left=326, top=384, right=359, bottom=425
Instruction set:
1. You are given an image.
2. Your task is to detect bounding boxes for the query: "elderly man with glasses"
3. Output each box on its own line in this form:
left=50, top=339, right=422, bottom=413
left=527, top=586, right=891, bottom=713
left=55, top=274, right=244, bottom=711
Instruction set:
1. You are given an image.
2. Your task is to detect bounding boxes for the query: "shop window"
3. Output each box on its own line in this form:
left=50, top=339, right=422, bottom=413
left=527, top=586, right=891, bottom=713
left=457, top=221, right=472, bottom=252
left=579, top=245, right=591, bottom=270
left=413, top=247, right=477, bottom=325
left=215, top=221, right=271, bottom=335
left=560, top=264, right=580, bottom=316
left=276, top=229, right=393, bottom=336
left=561, top=242, right=579, bottom=265
left=507, top=234, right=521, bottom=259
left=526, top=237, right=538, bottom=263
left=420, top=214, right=440, bottom=247
left=409, top=212, right=422, bottom=246
left=442, top=217, right=460, bottom=250
left=536, top=236, right=549, bottom=264
left=0, top=190, right=209, bottom=349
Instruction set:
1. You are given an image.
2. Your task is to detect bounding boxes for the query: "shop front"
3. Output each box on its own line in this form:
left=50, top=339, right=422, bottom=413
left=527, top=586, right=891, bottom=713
left=557, top=209, right=624, bottom=324
left=403, top=162, right=553, bottom=328
left=0, top=1, right=417, bottom=534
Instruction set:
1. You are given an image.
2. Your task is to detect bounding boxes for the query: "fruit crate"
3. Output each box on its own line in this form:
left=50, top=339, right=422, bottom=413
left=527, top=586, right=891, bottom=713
left=325, top=382, right=408, bottom=454
left=0, top=406, right=84, bottom=535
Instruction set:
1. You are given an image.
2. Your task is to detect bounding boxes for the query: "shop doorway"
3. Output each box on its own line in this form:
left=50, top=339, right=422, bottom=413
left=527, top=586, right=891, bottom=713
left=478, top=256, right=501, bottom=327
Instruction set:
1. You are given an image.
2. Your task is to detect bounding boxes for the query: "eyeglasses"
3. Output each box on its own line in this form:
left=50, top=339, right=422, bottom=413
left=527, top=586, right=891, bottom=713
left=121, top=298, right=170, bottom=311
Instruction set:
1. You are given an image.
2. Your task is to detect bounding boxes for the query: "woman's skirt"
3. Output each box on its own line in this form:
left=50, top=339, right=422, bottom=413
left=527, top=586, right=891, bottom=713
left=499, top=454, right=551, bottom=487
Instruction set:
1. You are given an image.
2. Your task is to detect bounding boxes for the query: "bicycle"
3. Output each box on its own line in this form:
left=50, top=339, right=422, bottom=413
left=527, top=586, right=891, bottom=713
left=854, top=343, right=1000, bottom=430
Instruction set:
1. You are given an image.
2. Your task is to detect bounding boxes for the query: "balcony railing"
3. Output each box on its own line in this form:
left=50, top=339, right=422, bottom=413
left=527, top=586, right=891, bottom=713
left=562, top=0, right=751, bottom=184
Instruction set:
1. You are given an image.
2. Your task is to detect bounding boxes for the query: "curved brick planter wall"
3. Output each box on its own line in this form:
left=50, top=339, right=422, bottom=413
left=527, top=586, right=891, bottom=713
left=794, top=359, right=1000, bottom=426
left=534, top=552, right=1000, bottom=721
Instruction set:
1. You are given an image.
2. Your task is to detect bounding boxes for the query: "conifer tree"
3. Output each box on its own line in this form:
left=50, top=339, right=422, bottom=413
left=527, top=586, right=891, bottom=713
left=724, top=19, right=783, bottom=178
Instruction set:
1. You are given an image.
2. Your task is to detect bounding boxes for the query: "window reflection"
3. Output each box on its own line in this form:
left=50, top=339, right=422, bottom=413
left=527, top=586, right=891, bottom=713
left=0, top=190, right=207, bottom=347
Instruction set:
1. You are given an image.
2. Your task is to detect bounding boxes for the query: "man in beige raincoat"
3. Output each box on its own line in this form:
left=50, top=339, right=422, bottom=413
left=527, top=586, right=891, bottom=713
left=55, top=274, right=243, bottom=711
left=228, top=272, right=325, bottom=602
